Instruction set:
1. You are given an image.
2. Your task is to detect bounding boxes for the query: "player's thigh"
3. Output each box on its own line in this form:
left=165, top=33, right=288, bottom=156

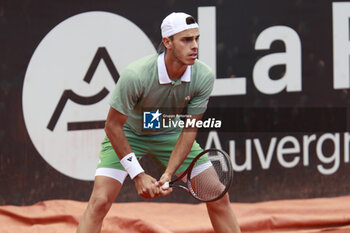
left=190, top=165, right=225, bottom=193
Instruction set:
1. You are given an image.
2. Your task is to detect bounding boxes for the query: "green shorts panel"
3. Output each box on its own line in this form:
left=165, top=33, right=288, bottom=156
left=97, top=133, right=209, bottom=175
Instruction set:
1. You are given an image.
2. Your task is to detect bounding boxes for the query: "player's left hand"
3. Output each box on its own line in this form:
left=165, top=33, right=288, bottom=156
left=157, top=172, right=173, bottom=196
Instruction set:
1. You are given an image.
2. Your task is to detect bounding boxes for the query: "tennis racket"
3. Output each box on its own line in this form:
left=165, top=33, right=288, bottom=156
left=161, top=148, right=233, bottom=202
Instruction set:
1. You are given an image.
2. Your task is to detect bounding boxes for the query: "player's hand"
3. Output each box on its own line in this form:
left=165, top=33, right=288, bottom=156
left=158, top=172, right=173, bottom=196
left=133, top=173, right=160, bottom=199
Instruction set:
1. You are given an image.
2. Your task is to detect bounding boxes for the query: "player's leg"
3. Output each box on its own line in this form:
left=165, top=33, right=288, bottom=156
left=76, top=175, right=124, bottom=233
left=178, top=146, right=241, bottom=233
left=190, top=166, right=241, bottom=233
left=187, top=157, right=241, bottom=233
left=149, top=135, right=241, bottom=232
left=77, top=136, right=131, bottom=233
left=206, top=193, right=241, bottom=233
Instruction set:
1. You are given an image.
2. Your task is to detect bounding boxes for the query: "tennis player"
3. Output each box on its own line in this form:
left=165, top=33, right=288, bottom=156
left=76, top=12, right=241, bottom=233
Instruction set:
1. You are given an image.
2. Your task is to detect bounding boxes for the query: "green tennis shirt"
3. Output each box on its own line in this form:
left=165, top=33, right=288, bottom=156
left=109, top=52, right=214, bottom=136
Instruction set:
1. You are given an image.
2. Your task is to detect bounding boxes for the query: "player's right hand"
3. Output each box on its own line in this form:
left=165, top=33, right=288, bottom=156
left=133, top=173, right=160, bottom=199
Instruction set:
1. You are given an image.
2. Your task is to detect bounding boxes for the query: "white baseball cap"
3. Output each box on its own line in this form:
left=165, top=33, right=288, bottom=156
left=161, top=12, right=199, bottom=38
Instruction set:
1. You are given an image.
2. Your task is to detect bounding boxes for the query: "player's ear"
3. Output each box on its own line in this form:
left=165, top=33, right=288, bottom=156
left=162, top=37, right=172, bottom=50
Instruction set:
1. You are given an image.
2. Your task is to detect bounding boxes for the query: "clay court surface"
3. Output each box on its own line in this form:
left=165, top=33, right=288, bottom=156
left=0, top=195, right=349, bottom=233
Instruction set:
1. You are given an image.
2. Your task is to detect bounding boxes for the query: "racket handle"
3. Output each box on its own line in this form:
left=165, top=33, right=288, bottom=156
left=161, top=182, right=170, bottom=190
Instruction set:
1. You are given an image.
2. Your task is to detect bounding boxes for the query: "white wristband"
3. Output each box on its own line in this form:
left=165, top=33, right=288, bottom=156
left=120, top=152, right=144, bottom=179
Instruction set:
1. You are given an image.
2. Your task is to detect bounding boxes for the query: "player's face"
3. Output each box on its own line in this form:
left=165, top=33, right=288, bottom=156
left=170, top=28, right=199, bottom=65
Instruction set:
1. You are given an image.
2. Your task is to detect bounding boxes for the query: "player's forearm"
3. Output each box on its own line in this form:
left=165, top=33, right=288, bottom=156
left=104, top=122, right=132, bottom=160
left=105, top=122, right=146, bottom=180
left=165, top=114, right=203, bottom=176
left=164, top=129, right=198, bottom=176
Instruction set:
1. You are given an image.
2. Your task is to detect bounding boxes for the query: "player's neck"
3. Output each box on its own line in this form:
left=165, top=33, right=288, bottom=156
left=164, top=51, right=187, bottom=81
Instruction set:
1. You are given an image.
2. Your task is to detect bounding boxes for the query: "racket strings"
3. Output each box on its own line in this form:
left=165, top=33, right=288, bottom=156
left=189, top=151, right=232, bottom=201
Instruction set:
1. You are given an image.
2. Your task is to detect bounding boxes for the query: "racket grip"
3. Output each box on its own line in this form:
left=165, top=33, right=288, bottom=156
left=161, top=182, right=170, bottom=190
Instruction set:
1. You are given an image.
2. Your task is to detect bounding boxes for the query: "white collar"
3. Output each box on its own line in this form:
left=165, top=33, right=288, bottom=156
left=157, top=52, right=191, bottom=84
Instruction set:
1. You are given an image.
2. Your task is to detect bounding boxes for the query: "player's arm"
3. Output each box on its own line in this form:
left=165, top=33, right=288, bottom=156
left=158, top=113, right=203, bottom=185
left=104, top=107, right=161, bottom=199
left=105, top=107, right=132, bottom=157
left=158, top=69, right=214, bottom=186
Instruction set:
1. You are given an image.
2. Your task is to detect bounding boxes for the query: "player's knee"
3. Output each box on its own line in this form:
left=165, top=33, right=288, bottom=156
left=206, top=193, right=230, bottom=212
left=88, top=196, right=112, bottom=219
